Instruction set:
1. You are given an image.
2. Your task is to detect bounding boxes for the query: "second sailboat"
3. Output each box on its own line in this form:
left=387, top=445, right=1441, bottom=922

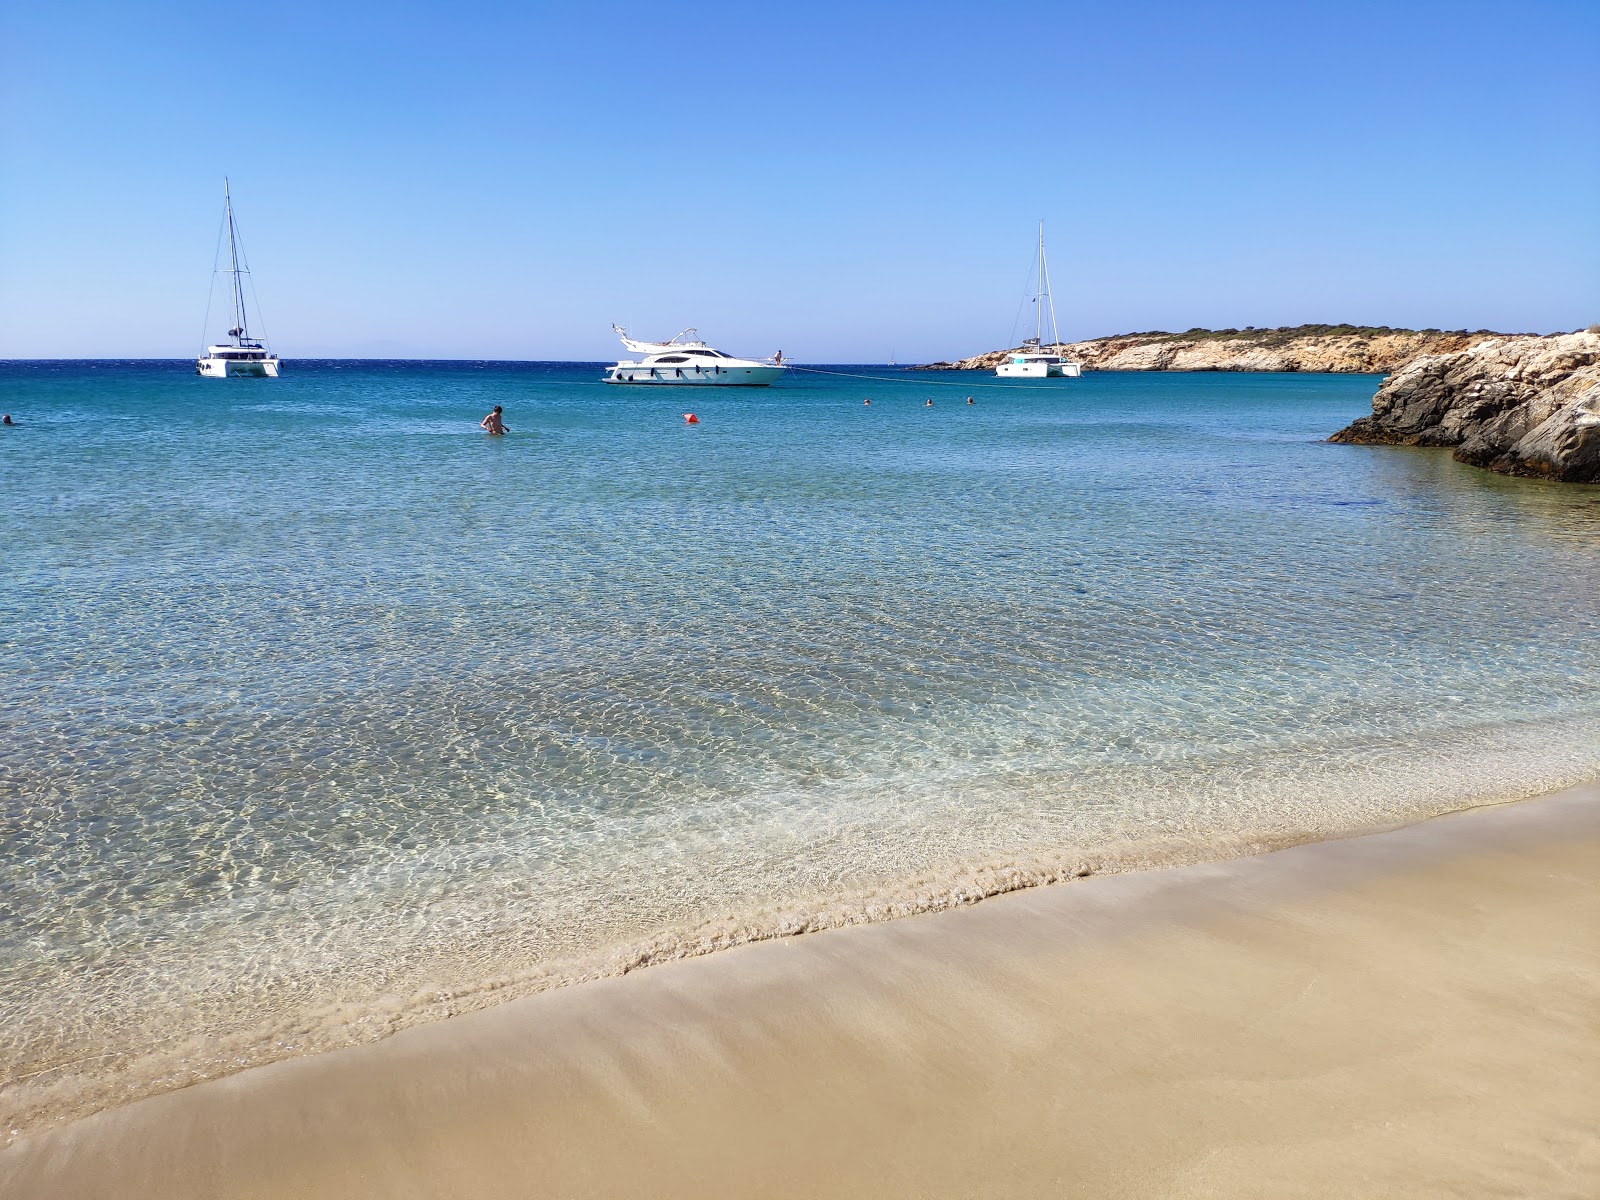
left=996, top=221, right=1080, bottom=379
left=197, top=179, right=280, bottom=378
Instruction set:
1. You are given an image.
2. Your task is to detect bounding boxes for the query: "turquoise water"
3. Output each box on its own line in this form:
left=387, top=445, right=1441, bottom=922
left=4, top=360, right=1599, bottom=1134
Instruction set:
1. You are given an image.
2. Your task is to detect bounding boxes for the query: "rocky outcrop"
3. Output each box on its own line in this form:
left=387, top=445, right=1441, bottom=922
left=920, top=326, right=1502, bottom=374
left=1330, top=331, right=1600, bottom=483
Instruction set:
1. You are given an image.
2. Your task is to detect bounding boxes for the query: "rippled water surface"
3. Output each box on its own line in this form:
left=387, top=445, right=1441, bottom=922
left=3, top=360, right=1598, bottom=1133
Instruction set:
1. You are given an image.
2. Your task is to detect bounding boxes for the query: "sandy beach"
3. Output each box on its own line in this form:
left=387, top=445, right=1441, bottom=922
left=1, top=783, right=1594, bottom=1198
left=8, top=3, right=1597, bottom=1195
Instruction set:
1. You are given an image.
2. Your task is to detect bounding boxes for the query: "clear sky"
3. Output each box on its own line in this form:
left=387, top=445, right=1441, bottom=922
left=2, top=0, right=1596, bottom=361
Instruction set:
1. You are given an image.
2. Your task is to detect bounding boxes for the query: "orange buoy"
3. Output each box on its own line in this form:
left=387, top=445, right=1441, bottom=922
left=683, top=413, right=699, bottom=424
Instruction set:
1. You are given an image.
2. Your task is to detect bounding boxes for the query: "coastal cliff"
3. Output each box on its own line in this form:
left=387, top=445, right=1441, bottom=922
left=1330, top=331, right=1600, bottom=483
left=924, top=323, right=1599, bottom=482
left=922, top=325, right=1506, bottom=374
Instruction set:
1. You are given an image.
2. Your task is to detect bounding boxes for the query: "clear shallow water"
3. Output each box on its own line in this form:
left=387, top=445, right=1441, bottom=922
left=3, top=360, right=1599, bottom=1134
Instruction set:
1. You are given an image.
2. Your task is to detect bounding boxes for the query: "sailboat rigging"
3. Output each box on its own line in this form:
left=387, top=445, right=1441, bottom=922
left=996, top=220, right=1080, bottom=379
left=197, top=179, right=280, bottom=378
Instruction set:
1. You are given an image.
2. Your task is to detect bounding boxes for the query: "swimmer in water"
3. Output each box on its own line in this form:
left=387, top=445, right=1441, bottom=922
left=480, top=405, right=508, bottom=435
left=1, top=414, right=13, bottom=426
left=924, top=398, right=933, bottom=407
left=863, top=398, right=871, bottom=406
left=966, top=396, right=974, bottom=404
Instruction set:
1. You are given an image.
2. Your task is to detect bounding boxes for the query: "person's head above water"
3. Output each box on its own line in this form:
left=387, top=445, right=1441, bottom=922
left=1, top=414, right=12, bottom=425
left=493, top=405, right=503, bottom=414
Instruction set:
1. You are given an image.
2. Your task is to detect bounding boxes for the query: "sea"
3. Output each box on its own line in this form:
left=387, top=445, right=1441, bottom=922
left=3, top=359, right=1599, bottom=1137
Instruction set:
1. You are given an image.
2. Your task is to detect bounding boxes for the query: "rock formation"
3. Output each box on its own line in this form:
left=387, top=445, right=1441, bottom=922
left=1330, top=331, right=1600, bottom=483
left=920, top=325, right=1501, bottom=375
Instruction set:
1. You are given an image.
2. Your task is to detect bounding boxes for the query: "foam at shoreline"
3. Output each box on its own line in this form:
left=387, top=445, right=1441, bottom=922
left=6, top=716, right=1598, bottom=1142
left=4, top=782, right=1595, bottom=1198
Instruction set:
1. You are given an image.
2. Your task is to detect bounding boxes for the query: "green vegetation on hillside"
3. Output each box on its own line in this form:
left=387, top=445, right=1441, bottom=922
left=1096, top=324, right=1496, bottom=348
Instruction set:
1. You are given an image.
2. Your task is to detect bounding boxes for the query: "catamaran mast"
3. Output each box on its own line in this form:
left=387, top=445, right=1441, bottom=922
left=1038, top=219, right=1062, bottom=350
left=225, top=178, right=248, bottom=343
left=1037, top=220, right=1045, bottom=346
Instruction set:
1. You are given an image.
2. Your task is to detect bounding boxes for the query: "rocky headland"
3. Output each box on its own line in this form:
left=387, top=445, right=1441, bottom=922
left=924, top=323, right=1599, bottom=482
left=1330, top=330, right=1600, bottom=483
left=920, top=325, right=1505, bottom=374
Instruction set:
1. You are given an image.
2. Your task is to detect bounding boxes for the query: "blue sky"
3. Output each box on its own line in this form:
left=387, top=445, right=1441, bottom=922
left=2, top=0, right=1596, bottom=361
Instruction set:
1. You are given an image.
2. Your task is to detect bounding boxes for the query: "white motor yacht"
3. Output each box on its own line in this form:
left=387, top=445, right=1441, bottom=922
left=197, top=179, right=280, bottom=378
left=995, top=221, right=1080, bottom=379
left=603, top=326, right=786, bottom=386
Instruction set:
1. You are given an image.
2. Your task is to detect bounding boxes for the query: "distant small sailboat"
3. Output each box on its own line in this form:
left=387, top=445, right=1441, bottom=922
left=197, top=179, right=280, bottom=378
left=996, top=221, right=1080, bottom=379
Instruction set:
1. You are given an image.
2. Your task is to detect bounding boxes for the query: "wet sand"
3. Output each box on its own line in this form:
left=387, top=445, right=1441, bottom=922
left=4, top=784, right=1597, bottom=1199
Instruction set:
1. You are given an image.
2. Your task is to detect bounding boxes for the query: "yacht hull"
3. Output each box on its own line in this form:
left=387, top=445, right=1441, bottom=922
left=604, top=365, right=785, bottom=386
left=996, top=361, right=1080, bottom=378
left=197, top=358, right=281, bottom=378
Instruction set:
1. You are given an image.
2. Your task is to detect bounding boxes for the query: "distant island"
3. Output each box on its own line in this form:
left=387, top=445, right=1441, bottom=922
left=917, top=325, right=1524, bottom=374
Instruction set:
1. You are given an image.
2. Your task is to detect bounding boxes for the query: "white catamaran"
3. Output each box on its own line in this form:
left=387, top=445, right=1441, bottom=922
left=197, top=179, right=280, bottom=378
left=996, top=221, right=1081, bottom=379
left=603, top=326, right=786, bottom=386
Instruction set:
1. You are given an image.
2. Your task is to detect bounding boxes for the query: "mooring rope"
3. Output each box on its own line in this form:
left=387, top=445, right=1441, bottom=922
left=787, top=365, right=1077, bottom=391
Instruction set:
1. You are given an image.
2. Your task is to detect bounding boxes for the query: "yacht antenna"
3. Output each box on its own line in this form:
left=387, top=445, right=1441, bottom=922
left=224, top=178, right=249, bottom=344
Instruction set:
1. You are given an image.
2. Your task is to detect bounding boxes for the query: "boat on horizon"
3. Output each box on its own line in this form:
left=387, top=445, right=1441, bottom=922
left=196, top=179, right=280, bottom=378
left=996, top=221, right=1081, bottom=379
left=603, top=326, right=786, bottom=386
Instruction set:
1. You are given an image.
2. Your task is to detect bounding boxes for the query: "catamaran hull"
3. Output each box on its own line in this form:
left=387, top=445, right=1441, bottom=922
left=604, top=365, right=785, bottom=386
left=996, top=361, right=1081, bottom=378
left=197, top=358, right=281, bottom=378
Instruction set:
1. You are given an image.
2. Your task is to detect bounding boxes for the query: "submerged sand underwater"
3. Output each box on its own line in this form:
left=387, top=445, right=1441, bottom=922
left=4, top=362, right=1599, bottom=1143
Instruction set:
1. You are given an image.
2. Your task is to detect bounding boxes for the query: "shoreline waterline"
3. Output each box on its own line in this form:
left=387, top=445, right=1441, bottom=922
left=5, top=755, right=1598, bottom=1145
left=4, top=779, right=1595, bottom=1197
